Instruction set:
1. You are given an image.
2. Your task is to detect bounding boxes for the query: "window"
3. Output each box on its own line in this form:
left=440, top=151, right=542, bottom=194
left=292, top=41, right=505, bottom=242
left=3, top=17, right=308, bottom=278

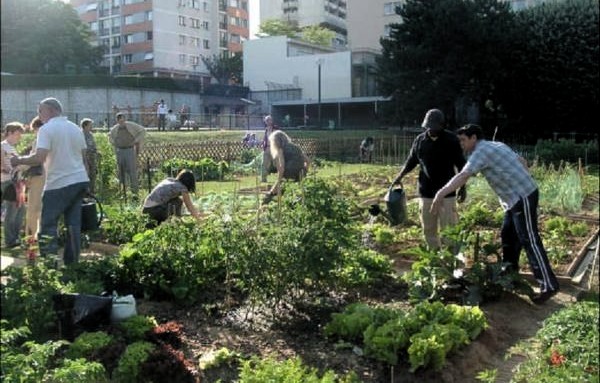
left=124, top=15, right=133, bottom=24
left=112, top=36, right=121, bottom=48
left=123, top=54, right=132, bottom=63
left=144, top=52, right=154, bottom=60
left=241, top=1, right=247, bottom=11
left=229, top=0, right=239, bottom=7
left=86, top=3, right=98, bottom=12
left=190, top=37, right=200, bottom=47
left=190, top=56, right=200, bottom=65
left=124, top=34, right=133, bottom=44
left=203, top=39, right=210, bottom=49
left=192, top=0, right=200, bottom=9
left=146, top=31, right=153, bottom=40
left=191, top=18, right=200, bottom=28
left=202, top=21, right=209, bottom=30
left=89, top=21, right=98, bottom=31
left=383, top=24, right=392, bottom=37
left=146, top=11, right=152, bottom=21
left=383, top=2, right=401, bottom=15
left=230, top=34, right=240, bottom=43
left=203, top=1, right=209, bottom=11
left=179, top=35, right=186, bottom=45
left=179, top=54, right=186, bottom=65
left=178, top=15, right=186, bottom=26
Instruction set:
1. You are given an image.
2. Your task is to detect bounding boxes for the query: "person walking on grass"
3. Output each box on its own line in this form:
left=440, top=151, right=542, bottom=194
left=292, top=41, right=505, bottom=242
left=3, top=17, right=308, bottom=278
left=391, top=109, right=466, bottom=250
left=431, top=124, right=559, bottom=304
left=109, top=112, right=146, bottom=198
left=11, top=98, right=89, bottom=264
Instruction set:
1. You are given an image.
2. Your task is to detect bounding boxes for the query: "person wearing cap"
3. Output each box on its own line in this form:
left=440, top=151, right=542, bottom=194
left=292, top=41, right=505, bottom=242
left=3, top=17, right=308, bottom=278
left=109, top=112, right=146, bottom=198
left=11, top=97, right=89, bottom=264
left=391, top=108, right=466, bottom=250
left=431, top=124, right=560, bottom=304
left=80, top=118, right=98, bottom=195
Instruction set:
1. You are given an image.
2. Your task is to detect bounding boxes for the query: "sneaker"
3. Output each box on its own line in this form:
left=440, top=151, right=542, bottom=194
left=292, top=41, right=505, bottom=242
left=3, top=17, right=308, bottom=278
left=531, top=288, right=559, bottom=304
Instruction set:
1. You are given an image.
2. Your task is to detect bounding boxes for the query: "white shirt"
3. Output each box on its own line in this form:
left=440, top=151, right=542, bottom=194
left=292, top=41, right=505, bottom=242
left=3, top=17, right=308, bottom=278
left=36, top=116, right=89, bottom=191
left=157, top=103, right=168, bottom=115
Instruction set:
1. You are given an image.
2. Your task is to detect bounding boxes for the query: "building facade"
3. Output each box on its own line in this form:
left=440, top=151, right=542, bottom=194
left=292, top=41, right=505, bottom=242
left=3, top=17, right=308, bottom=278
left=259, top=0, right=348, bottom=48
left=71, top=0, right=249, bottom=82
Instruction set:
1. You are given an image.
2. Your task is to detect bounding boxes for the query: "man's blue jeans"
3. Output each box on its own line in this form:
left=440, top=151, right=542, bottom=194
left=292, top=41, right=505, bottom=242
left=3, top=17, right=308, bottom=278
left=39, top=181, right=89, bottom=265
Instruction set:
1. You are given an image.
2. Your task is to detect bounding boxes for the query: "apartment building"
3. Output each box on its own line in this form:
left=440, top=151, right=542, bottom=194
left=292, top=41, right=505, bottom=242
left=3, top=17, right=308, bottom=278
left=71, top=0, right=248, bottom=82
left=259, top=0, right=348, bottom=48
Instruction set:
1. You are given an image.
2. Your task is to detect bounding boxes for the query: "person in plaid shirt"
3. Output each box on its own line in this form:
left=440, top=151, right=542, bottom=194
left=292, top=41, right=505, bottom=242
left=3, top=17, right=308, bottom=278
left=431, top=124, right=559, bottom=304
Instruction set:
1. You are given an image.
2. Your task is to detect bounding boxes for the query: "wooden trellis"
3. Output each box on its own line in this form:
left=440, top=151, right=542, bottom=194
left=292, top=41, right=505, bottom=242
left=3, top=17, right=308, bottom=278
left=138, top=134, right=416, bottom=169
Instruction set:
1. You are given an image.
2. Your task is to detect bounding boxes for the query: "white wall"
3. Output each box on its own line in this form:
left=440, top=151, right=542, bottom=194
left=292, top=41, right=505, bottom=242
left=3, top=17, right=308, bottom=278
left=243, top=36, right=352, bottom=100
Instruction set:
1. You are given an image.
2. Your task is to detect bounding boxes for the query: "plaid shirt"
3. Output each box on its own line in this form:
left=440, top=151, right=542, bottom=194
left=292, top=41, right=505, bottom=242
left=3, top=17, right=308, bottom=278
left=464, top=140, right=536, bottom=210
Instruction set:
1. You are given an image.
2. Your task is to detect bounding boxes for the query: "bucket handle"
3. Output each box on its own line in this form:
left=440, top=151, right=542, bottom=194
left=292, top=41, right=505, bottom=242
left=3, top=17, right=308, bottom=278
left=389, top=181, right=403, bottom=193
left=85, top=193, right=104, bottom=228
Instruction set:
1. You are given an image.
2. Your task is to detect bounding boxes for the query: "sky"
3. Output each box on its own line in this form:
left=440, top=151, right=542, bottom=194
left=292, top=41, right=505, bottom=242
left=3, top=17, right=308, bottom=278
left=249, top=0, right=260, bottom=39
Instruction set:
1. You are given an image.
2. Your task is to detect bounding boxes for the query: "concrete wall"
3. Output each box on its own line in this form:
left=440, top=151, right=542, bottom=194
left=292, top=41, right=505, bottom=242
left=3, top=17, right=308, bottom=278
left=243, top=36, right=352, bottom=100
left=0, top=87, right=203, bottom=127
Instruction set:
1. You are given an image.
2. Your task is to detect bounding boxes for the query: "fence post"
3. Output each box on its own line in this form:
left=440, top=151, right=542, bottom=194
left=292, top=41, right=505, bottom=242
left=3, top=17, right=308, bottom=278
left=146, top=157, right=152, bottom=193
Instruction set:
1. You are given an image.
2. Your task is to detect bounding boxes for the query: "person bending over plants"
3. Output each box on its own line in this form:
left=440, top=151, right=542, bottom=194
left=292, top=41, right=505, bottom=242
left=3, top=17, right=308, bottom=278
left=263, top=130, right=309, bottom=204
left=142, top=169, right=201, bottom=226
left=431, top=124, right=559, bottom=304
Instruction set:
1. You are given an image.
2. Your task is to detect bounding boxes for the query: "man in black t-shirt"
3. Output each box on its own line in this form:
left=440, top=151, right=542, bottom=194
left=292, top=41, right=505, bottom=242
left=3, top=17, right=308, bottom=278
left=391, top=109, right=466, bottom=250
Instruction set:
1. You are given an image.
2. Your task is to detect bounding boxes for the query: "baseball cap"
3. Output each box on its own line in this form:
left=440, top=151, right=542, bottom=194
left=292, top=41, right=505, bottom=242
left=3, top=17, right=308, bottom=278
left=421, top=109, right=445, bottom=129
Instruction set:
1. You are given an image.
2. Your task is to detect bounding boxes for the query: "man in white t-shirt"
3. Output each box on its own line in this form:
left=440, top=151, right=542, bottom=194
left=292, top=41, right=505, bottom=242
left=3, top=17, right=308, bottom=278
left=156, top=99, right=168, bottom=131
left=11, top=97, right=89, bottom=264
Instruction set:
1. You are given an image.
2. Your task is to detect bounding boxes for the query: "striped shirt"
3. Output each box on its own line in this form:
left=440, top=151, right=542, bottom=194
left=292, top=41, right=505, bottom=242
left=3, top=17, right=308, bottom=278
left=463, top=140, right=536, bottom=210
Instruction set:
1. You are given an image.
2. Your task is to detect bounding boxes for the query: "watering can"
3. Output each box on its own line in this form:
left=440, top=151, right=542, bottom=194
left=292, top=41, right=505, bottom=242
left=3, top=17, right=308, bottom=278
left=81, top=194, right=104, bottom=232
left=368, top=184, right=407, bottom=226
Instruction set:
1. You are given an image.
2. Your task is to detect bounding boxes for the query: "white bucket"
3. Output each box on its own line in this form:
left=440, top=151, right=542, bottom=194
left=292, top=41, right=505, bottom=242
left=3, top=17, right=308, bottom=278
left=110, top=294, right=137, bottom=323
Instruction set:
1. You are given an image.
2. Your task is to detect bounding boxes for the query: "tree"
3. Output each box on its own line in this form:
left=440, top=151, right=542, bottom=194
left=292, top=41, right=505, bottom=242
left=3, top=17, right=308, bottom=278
left=502, top=0, right=599, bottom=137
left=301, top=25, right=335, bottom=47
left=259, top=19, right=299, bottom=38
left=376, top=0, right=516, bottom=127
left=1, top=0, right=104, bottom=74
left=201, top=53, right=243, bottom=85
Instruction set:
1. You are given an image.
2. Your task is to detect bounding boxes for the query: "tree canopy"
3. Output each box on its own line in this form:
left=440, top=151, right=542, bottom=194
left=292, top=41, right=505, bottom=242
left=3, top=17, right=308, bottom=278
left=201, top=53, right=243, bottom=85
left=377, top=0, right=599, bottom=138
left=1, top=0, right=104, bottom=74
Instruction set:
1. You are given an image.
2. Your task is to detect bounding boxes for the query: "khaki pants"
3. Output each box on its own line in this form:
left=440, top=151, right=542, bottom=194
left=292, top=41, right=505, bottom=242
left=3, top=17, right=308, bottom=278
left=419, top=197, right=458, bottom=250
left=26, top=174, right=45, bottom=237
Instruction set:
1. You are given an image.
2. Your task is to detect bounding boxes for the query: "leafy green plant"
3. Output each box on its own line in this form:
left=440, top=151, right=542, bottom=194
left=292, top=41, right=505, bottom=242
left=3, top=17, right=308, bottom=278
left=238, top=355, right=361, bottom=383
left=1, top=259, right=72, bottom=340
left=0, top=321, right=69, bottom=383
left=162, top=157, right=230, bottom=181
left=65, top=331, right=113, bottom=360
left=112, top=341, right=155, bottom=383
left=511, top=301, right=599, bottom=382
left=118, top=315, right=158, bottom=342
left=138, top=343, right=200, bottom=383
left=101, top=207, right=154, bottom=245
left=50, top=358, right=108, bottom=383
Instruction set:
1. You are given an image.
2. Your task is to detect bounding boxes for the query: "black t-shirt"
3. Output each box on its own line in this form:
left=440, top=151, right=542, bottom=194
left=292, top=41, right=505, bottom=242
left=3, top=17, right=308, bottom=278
left=401, top=130, right=466, bottom=198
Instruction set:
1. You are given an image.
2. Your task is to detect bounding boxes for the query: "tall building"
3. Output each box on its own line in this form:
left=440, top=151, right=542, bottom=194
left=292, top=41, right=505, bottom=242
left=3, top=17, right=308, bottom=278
left=71, top=0, right=249, bottom=82
left=259, top=0, right=347, bottom=48
left=346, top=0, right=402, bottom=52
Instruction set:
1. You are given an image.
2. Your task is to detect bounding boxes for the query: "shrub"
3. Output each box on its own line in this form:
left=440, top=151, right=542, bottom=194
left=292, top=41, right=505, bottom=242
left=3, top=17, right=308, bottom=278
left=118, top=315, right=158, bottom=342
left=65, top=331, right=113, bottom=360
